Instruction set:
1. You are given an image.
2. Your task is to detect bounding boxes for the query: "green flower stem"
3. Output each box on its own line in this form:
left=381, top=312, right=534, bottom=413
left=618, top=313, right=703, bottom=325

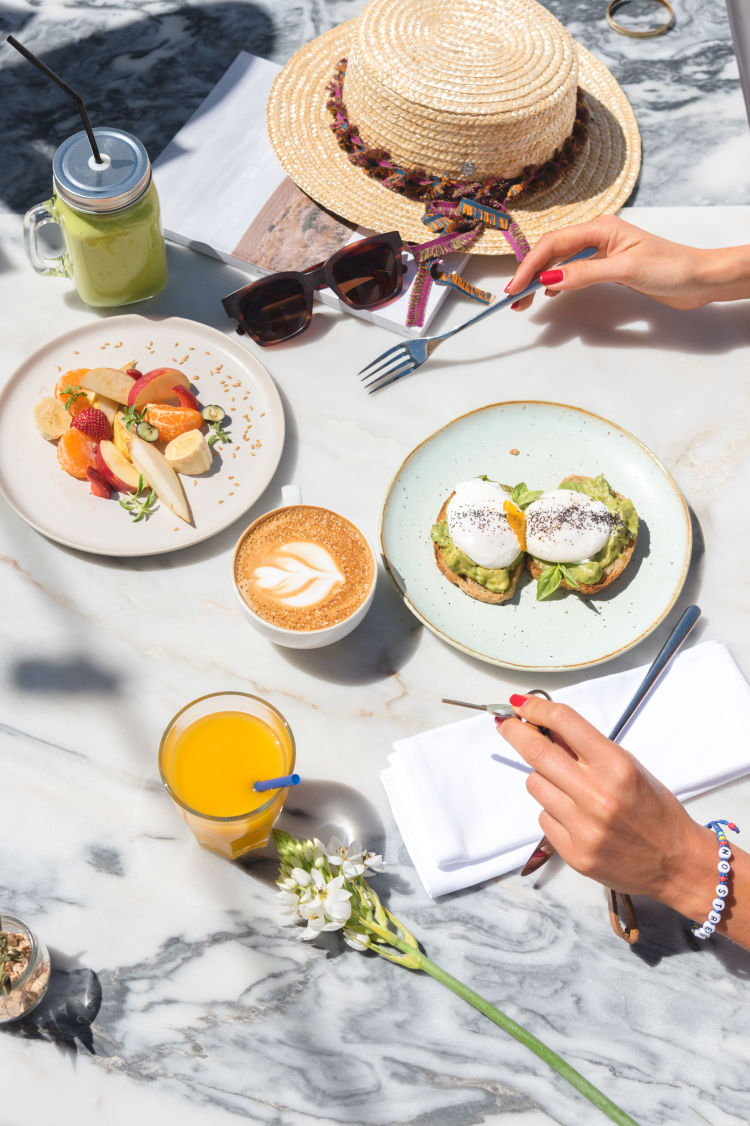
left=412, top=951, right=641, bottom=1126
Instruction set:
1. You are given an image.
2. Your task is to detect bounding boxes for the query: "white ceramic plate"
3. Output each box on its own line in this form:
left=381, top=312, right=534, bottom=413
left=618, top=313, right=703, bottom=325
left=0, top=314, right=284, bottom=556
left=380, top=401, right=692, bottom=672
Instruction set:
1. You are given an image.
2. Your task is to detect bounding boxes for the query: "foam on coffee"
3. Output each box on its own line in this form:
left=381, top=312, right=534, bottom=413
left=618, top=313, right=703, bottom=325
left=235, top=505, right=374, bottom=631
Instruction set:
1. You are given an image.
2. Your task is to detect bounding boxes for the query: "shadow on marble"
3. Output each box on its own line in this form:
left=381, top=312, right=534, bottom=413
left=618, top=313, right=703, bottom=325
left=2, top=947, right=102, bottom=1056
left=625, top=897, right=750, bottom=977
left=0, top=2, right=277, bottom=213
left=10, top=654, right=122, bottom=695
left=278, top=567, right=422, bottom=683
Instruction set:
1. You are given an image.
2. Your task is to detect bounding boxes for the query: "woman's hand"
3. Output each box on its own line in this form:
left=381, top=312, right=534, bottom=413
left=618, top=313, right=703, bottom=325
left=496, top=694, right=713, bottom=908
left=505, top=215, right=750, bottom=312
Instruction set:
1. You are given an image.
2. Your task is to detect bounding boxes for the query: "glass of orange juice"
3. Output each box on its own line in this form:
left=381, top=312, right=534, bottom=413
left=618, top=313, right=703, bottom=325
left=159, top=691, right=296, bottom=859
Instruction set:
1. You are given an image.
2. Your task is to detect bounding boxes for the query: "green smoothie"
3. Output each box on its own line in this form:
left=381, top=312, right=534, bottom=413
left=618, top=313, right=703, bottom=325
left=51, top=186, right=168, bottom=307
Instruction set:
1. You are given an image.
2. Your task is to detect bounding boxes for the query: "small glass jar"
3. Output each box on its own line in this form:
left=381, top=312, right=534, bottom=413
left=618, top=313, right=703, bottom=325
left=23, top=126, right=168, bottom=307
left=0, top=912, right=51, bottom=1023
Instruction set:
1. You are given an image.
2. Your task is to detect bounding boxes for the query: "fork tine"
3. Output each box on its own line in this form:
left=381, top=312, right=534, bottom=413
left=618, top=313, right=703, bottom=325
left=357, top=342, right=406, bottom=377
left=362, top=354, right=414, bottom=388
left=360, top=348, right=410, bottom=383
left=365, top=359, right=417, bottom=393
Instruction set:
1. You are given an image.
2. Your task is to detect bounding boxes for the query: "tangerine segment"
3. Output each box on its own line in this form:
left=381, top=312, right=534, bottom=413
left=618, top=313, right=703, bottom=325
left=57, top=427, right=99, bottom=479
left=55, top=369, right=93, bottom=418
left=503, top=500, right=526, bottom=552
left=145, top=404, right=204, bottom=444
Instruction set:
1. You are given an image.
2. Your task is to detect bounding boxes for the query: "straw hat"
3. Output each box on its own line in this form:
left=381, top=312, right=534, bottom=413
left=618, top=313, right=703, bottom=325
left=267, top=0, right=641, bottom=253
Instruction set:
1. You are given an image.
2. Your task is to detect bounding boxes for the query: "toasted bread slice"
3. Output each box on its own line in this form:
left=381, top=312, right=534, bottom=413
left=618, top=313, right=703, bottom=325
left=526, top=475, right=638, bottom=595
left=433, top=495, right=523, bottom=604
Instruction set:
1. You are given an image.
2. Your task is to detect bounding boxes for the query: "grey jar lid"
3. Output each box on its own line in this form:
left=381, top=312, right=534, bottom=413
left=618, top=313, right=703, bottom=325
left=53, top=127, right=151, bottom=213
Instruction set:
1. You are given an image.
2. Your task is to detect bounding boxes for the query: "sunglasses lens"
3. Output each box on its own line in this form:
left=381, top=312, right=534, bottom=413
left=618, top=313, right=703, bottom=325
left=239, top=277, right=309, bottom=343
left=331, top=241, right=400, bottom=307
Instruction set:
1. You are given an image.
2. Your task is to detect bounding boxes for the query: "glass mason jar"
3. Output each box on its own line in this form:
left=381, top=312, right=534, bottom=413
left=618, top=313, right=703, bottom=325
left=0, top=912, right=51, bottom=1023
left=23, top=127, right=168, bottom=307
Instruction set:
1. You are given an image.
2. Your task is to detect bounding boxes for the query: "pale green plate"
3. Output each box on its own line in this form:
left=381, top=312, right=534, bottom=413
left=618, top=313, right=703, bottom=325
left=380, top=401, right=692, bottom=672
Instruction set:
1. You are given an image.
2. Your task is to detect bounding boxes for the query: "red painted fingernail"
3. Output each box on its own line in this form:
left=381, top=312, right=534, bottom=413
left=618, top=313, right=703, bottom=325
left=494, top=715, right=507, bottom=727
left=509, top=694, right=528, bottom=707
left=510, top=300, right=521, bottom=310
left=539, top=268, right=563, bottom=286
left=504, top=280, right=513, bottom=293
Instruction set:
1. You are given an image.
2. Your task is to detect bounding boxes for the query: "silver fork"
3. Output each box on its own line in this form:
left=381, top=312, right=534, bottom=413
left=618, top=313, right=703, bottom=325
left=358, top=245, right=597, bottom=393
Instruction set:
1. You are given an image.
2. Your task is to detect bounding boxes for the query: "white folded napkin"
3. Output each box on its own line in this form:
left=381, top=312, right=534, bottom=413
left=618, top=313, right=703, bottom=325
left=381, top=640, right=750, bottom=898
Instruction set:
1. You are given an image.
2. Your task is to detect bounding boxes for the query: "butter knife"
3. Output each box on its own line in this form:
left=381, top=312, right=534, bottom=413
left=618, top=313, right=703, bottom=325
left=521, top=603, right=702, bottom=876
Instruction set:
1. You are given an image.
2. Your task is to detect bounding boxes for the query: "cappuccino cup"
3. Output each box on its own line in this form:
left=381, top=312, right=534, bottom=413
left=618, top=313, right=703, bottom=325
left=232, top=486, right=377, bottom=648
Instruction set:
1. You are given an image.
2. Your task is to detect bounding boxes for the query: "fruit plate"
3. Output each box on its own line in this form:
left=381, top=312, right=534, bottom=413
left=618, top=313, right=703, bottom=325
left=0, top=314, right=284, bottom=556
left=380, top=401, right=692, bottom=672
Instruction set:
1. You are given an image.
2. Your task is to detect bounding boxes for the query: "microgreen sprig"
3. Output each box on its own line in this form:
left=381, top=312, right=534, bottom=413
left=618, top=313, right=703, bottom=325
left=119, top=475, right=158, bottom=522
left=206, top=420, right=231, bottom=448
left=120, top=405, right=148, bottom=432
left=62, top=385, right=87, bottom=412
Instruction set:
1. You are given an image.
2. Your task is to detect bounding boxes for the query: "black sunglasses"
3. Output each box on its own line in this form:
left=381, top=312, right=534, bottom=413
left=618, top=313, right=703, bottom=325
left=221, top=231, right=405, bottom=346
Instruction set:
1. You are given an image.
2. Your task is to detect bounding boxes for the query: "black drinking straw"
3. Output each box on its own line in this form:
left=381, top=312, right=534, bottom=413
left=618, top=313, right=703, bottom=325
left=7, top=35, right=103, bottom=163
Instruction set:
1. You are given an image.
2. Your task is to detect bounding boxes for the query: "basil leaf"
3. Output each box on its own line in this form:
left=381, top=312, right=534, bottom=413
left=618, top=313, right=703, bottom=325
left=559, top=564, right=581, bottom=590
left=536, top=564, right=563, bottom=600
left=511, top=482, right=543, bottom=509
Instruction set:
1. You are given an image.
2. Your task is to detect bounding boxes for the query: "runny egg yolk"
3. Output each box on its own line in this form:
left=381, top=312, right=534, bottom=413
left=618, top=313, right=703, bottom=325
left=503, top=500, right=526, bottom=552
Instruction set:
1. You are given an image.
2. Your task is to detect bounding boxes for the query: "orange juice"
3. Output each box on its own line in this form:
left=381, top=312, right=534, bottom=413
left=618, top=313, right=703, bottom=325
left=159, top=693, right=295, bottom=858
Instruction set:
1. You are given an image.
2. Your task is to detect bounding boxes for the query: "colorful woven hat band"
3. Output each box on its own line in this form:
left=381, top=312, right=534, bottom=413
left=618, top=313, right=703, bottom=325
left=326, top=56, right=591, bottom=322
left=327, top=57, right=590, bottom=241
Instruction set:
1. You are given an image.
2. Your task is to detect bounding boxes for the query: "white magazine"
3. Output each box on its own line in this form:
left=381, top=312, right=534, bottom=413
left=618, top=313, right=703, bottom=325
left=153, top=52, right=465, bottom=338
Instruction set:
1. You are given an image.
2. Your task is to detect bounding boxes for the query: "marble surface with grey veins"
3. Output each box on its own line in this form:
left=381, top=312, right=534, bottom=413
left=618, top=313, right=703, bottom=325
left=2, top=2, right=750, bottom=1126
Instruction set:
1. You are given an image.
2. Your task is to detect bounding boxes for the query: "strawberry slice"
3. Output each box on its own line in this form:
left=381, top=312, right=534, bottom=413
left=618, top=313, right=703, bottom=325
left=71, top=407, right=112, bottom=442
left=173, top=385, right=200, bottom=411
left=87, top=467, right=112, bottom=498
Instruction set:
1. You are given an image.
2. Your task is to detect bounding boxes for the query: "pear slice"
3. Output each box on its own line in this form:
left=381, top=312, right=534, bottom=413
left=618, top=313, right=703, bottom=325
left=79, top=367, right=136, bottom=405
left=129, top=434, right=191, bottom=524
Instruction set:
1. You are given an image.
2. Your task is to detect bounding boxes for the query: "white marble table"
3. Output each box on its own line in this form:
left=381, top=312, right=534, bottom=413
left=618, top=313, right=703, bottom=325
left=2, top=204, right=750, bottom=1126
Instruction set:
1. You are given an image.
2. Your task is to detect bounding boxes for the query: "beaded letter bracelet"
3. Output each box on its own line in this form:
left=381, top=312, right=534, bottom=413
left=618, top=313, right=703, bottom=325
left=691, top=819, right=740, bottom=939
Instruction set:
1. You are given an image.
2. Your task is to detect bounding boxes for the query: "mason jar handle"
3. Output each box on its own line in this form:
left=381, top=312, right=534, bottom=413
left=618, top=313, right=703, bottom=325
left=23, top=200, right=71, bottom=278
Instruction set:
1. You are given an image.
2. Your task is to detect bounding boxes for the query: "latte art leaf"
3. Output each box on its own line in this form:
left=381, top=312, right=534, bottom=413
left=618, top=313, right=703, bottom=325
left=252, top=542, right=345, bottom=608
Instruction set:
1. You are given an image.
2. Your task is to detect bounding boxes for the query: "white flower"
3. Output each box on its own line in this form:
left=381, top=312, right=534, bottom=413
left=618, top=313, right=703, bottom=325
left=290, top=867, right=312, bottom=888
left=277, top=889, right=301, bottom=923
left=361, top=849, right=385, bottom=874
left=299, top=869, right=352, bottom=926
left=343, top=928, right=371, bottom=952
left=325, top=836, right=366, bottom=879
left=278, top=876, right=299, bottom=891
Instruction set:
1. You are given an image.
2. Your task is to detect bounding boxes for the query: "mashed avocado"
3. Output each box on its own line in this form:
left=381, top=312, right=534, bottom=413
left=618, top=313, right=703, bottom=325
left=544, top=475, right=638, bottom=586
left=431, top=520, right=519, bottom=594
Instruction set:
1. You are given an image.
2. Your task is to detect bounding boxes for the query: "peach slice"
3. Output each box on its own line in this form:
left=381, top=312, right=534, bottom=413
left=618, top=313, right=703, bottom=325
left=96, top=441, right=141, bottom=494
left=129, top=434, right=191, bottom=523
left=127, top=368, right=191, bottom=409
left=78, top=367, right=136, bottom=405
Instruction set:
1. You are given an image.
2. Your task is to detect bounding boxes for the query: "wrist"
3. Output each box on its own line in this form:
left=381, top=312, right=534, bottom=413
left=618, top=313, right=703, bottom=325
left=659, top=823, right=718, bottom=922
left=698, top=245, right=750, bottom=303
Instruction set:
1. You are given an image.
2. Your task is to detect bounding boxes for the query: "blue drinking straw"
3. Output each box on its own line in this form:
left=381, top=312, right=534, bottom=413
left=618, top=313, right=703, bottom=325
left=253, top=773, right=301, bottom=793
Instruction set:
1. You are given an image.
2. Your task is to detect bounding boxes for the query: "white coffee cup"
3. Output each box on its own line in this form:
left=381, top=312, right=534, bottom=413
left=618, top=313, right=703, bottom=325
left=232, top=485, right=377, bottom=649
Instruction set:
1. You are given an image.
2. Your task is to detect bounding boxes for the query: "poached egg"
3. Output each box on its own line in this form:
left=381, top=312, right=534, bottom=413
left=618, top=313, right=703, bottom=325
left=525, top=489, right=613, bottom=563
left=446, top=478, right=524, bottom=569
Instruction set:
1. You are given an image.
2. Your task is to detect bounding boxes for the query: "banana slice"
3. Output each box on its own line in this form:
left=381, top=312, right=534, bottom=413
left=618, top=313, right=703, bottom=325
left=34, top=396, right=70, bottom=441
left=164, top=430, right=213, bottom=476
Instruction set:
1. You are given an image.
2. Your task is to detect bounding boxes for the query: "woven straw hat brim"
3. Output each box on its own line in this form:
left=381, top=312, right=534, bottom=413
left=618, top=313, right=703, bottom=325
left=267, top=19, right=641, bottom=254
